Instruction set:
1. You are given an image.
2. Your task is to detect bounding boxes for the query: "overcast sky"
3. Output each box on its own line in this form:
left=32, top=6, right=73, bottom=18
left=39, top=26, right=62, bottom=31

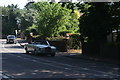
left=0, top=0, right=119, bottom=9
left=0, top=0, right=80, bottom=9
left=0, top=0, right=33, bottom=9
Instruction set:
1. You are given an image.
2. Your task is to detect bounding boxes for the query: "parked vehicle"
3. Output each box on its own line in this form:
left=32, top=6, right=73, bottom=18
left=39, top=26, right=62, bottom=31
left=6, top=35, right=17, bottom=44
left=24, top=40, right=56, bottom=56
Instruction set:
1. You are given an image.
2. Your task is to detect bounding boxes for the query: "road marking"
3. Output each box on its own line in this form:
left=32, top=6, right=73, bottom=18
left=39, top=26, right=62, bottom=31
left=3, top=52, right=120, bottom=77
left=19, top=54, right=120, bottom=76
left=9, top=54, right=92, bottom=74
left=2, top=73, right=15, bottom=78
left=8, top=53, right=120, bottom=77
left=32, top=60, right=37, bottom=62
left=17, top=56, right=22, bottom=58
left=2, top=42, right=120, bottom=77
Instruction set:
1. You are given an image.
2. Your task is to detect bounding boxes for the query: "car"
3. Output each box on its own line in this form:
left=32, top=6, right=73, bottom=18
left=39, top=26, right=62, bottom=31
left=6, top=35, right=17, bottom=44
left=24, top=40, right=56, bottom=56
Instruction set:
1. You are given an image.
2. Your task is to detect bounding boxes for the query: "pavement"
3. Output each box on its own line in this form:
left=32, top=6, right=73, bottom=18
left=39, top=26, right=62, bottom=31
left=17, top=38, right=120, bottom=65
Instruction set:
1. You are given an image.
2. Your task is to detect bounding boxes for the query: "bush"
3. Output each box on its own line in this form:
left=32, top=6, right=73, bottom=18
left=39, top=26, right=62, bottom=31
left=70, top=33, right=80, bottom=39
left=23, top=30, right=30, bottom=37
left=59, top=30, right=72, bottom=37
left=116, top=32, right=120, bottom=43
left=46, top=36, right=65, bottom=41
left=70, top=33, right=81, bottom=49
left=105, top=42, right=120, bottom=46
left=31, top=29, right=38, bottom=35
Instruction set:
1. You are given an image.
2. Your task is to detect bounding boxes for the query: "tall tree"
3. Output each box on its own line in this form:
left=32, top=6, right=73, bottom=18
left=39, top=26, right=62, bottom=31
left=110, top=2, right=120, bottom=42
left=80, top=3, right=112, bottom=43
left=34, top=2, right=79, bottom=37
left=79, top=2, right=113, bottom=55
left=2, top=4, right=20, bottom=35
left=19, top=2, right=36, bottom=31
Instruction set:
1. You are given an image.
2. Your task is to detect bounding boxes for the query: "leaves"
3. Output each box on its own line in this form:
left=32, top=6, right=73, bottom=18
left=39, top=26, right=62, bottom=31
left=2, top=4, right=20, bottom=35
left=34, top=2, right=79, bottom=37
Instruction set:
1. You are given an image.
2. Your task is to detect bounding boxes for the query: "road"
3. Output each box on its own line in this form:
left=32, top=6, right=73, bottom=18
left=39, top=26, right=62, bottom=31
left=1, top=39, right=120, bottom=78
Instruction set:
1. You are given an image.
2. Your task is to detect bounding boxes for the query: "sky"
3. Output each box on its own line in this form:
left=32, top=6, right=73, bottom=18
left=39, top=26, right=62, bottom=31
left=0, top=0, right=80, bottom=9
left=0, top=0, right=32, bottom=9
left=1, top=0, right=117, bottom=9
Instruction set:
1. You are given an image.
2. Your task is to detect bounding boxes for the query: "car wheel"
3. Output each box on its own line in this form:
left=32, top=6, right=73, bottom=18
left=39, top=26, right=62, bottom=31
left=26, top=51, right=29, bottom=54
left=33, top=49, right=38, bottom=56
left=50, top=53, right=55, bottom=57
left=25, top=48, right=29, bottom=54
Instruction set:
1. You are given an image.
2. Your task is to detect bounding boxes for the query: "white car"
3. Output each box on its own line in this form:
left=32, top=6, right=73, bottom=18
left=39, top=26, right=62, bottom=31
left=6, top=35, right=17, bottom=44
left=24, top=40, right=56, bottom=56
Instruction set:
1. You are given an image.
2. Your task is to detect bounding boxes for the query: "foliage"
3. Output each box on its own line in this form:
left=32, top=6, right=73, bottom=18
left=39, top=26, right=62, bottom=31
left=34, top=2, right=79, bottom=37
left=106, top=42, right=120, bottom=46
left=68, top=12, right=79, bottom=32
left=70, top=33, right=81, bottom=49
left=74, top=10, right=80, bottom=18
left=23, top=24, right=38, bottom=38
left=59, top=30, right=72, bottom=36
left=15, top=2, right=37, bottom=32
left=110, top=2, right=120, bottom=30
left=78, top=2, right=120, bottom=55
left=60, top=2, right=79, bottom=11
left=23, top=29, right=31, bottom=37
left=70, top=33, right=80, bottom=38
left=116, top=32, right=120, bottom=43
left=110, top=2, right=120, bottom=44
left=2, top=4, right=20, bottom=35
left=34, top=2, right=70, bottom=37
left=26, top=24, right=38, bottom=35
left=19, top=10, right=36, bottom=30
left=79, top=3, right=112, bottom=43
left=2, top=2, right=80, bottom=39
left=46, top=36, right=65, bottom=41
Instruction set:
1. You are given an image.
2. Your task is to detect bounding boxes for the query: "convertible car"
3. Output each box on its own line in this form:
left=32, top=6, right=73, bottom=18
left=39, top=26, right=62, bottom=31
left=24, top=40, right=56, bottom=56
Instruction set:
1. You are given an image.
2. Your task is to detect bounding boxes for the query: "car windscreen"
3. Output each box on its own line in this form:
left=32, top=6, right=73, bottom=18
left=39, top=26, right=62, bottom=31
left=7, top=36, right=15, bottom=38
left=33, top=41, right=48, bottom=45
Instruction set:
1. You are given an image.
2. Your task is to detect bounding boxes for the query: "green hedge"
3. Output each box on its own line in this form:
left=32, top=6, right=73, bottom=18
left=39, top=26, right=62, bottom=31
left=46, top=36, right=65, bottom=41
left=23, top=30, right=30, bottom=37
left=70, top=33, right=81, bottom=49
left=59, top=30, right=72, bottom=37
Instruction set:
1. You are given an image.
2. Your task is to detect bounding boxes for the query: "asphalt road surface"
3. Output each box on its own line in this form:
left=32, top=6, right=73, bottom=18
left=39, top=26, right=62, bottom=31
left=1, top=39, right=120, bottom=79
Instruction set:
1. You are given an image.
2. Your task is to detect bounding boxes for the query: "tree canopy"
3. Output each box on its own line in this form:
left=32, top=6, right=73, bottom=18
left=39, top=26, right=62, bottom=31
left=34, top=2, right=79, bottom=37
left=2, top=4, right=20, bottom=35
left=2, top=2, right=120, bottom=42
left=79, top=2, right=116, bottom=43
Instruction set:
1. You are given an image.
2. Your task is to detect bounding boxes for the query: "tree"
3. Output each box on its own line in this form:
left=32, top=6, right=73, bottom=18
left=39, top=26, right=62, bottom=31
left=2, top=7, right=9, bottom=36
left=110, top=2, right=120, bottom=42
left=34, top=2, right=79, bottom=37
left=67, top=11, right=79, bottom=32
left=2, top=4, right=20, bottom=35
left=80, top=3, right=112, bottom=42
left=79, top=2, right=113, bottom=55
left=20, top=12, right=33, bottom=31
